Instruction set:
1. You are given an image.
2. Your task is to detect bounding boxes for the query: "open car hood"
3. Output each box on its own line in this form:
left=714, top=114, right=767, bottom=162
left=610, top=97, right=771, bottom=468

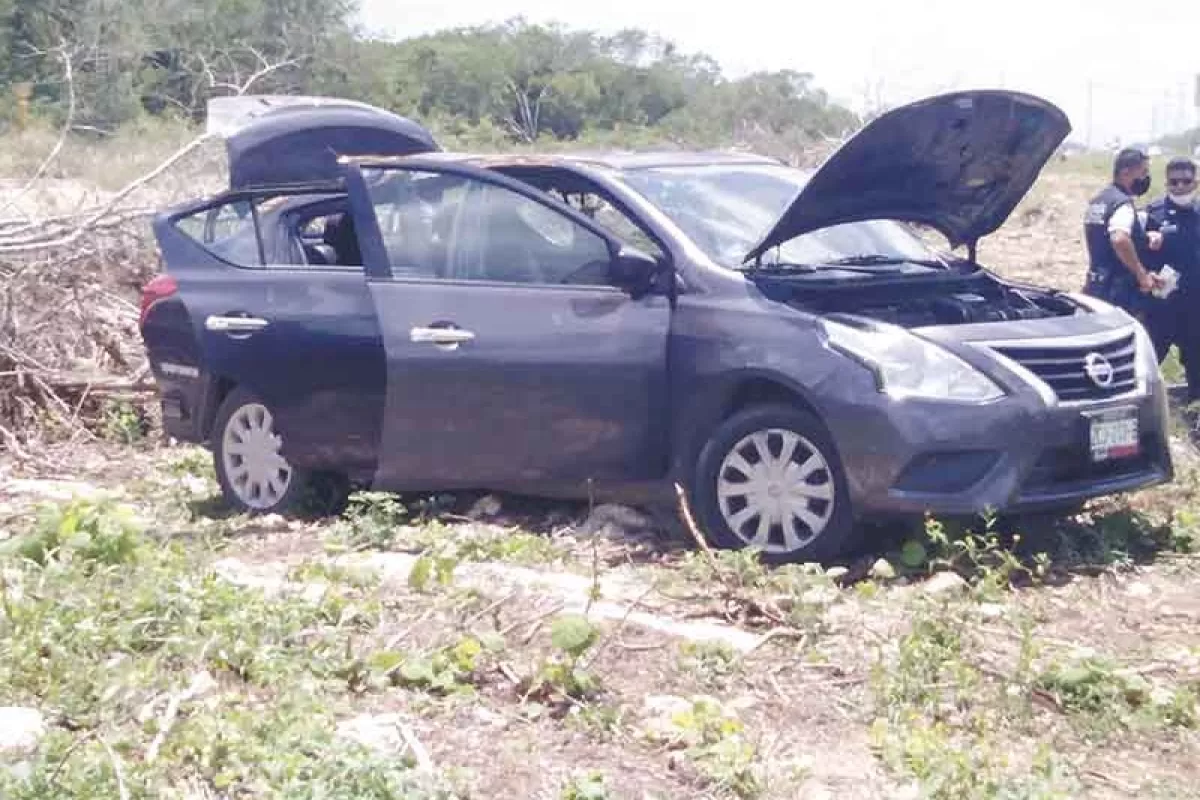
left=743, top=90, right=1072, bottom=263
left=207, top=95, right=440, bottom=190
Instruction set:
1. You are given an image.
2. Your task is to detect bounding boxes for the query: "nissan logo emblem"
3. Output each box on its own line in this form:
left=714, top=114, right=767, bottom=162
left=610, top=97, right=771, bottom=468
left=1084, top=352, right=1115, bottom=388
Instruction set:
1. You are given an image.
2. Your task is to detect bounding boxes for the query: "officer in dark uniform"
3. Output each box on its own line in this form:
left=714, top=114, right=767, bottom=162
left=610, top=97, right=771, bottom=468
left=1144, top=156, right=1200, bottom=399
left=1083, top=147, right=1163, bottom=318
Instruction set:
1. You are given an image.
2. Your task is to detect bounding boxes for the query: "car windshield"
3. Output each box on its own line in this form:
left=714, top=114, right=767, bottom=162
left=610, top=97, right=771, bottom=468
left=615, top=163, right=941, bottom=270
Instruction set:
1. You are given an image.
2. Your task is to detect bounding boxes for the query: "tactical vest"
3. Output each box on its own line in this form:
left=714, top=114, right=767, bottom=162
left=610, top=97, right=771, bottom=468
left=1145, top=196, right=1200, bottom=292
left=1082, top=183, right=1147, bottom=307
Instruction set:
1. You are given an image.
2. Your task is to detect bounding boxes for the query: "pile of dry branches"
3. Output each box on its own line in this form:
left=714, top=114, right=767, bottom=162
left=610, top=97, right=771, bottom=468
left=0, top=134, right=219, bottom=454
left=0, top=45, right=290, bottom=456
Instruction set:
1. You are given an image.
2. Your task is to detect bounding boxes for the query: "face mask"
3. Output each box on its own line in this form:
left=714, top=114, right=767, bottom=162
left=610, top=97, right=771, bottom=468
left=1131, top=175, right=1152, bottom=196
left=1171, top=190, right=1197, bottom=206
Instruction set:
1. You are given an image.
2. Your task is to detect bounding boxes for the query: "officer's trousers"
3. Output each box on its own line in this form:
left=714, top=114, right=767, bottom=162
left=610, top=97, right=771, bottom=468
left=1144, top=290, right=1200, bottom=400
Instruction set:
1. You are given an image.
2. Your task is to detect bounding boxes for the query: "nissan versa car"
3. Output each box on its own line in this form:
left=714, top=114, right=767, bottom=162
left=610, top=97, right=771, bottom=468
left=138, top=90, right=1173, bottom=562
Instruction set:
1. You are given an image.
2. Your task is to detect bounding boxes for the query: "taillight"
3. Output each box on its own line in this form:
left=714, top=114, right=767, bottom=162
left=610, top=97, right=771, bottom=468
left=139, top=274, right=178, bottom=327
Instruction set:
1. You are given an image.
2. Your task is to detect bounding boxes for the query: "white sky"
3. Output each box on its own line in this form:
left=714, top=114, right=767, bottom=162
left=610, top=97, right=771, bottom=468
left=356, top=0, right=1200, bottom=147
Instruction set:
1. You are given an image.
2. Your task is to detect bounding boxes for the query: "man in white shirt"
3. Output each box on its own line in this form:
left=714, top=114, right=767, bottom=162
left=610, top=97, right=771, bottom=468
left=1082, top=148, right=1165, bottom=315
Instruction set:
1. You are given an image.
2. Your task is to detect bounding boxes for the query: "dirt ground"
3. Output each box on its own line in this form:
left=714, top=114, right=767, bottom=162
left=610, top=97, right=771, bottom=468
left=3, top=159, right=1200, bottom=799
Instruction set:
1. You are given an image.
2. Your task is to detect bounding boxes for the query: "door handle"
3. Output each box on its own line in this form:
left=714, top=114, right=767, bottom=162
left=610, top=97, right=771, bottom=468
left=409, top=326, right=475, bottom=345
left=205, top=315, right=270, bottom=333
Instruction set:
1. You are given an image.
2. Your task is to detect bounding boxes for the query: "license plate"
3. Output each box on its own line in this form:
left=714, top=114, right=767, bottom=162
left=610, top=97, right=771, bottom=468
left=1088, top=407, right=1139, bottom=462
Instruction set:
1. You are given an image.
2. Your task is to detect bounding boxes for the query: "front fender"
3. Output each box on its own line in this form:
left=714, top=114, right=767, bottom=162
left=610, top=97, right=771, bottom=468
left=666, top=298, right=877, bottom=480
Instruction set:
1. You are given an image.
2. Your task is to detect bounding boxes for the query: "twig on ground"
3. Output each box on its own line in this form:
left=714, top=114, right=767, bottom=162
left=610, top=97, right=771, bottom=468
left=583, top=582, right=662, bottom=670
left=383, top=605, right=442, bottom=650
left=100, top=737, right=131, bottom=800
left=147, top=646, right=216, bottom=764
left=146, top=690, right=185, bottom=764
left=766, top=670, right=788, bottom=700
left=497, top=662, right=522, bottom=686
left=744, top=628, right=808, bottom=658
left=499, top=601, right=565, bottom=638
left=395, top=720, right=434, bottom=773
left=521, top=618, right=546, bottom=645
left=673, top=481, right=720, bottom=573
left=461, top=589, right=519, bottom=631
left=1083, top=769, right=1138, bottom=794
left=672, top=481, right=796, bottom=629
left=47, top=730, right=97, bottom=786
left=614, top=640, right=669, bottom=652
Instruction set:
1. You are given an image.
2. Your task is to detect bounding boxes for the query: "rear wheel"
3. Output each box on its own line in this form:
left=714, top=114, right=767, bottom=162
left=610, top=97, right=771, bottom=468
left=212, top=387, right=309, bottom=515
left=691, top=404, right=859, bottom=563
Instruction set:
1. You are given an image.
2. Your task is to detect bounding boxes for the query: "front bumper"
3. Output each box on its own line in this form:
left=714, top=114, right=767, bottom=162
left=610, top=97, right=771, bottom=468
left=825, top=325, right=1174, bottom=518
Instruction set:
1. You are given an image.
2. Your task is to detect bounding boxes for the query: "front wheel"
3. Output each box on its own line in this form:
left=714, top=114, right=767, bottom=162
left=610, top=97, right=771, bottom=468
left=691, top=404, right=859, bottom=563
left=212, top=387, right=310, bottom=515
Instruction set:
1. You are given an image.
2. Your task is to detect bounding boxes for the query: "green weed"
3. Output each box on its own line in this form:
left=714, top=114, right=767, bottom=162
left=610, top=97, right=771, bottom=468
left=1, top=498, right=144, bottom=569
left=523, top=615, right=603, bottom=704
left=678, top=640, right=740, bottom=689
left=1036, top=655, right=1199, bottom=735
left=869, top=599, right=1076, bottom=798
left=560, top=770, right=610, bottom=800
left=643, top=696, right=762, bottom=799
left=0, top=499, right=458, bottom=796
left=98, top=399, right=150, bottom=445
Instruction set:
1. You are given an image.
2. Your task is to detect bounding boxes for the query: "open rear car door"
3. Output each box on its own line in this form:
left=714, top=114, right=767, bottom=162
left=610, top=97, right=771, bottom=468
left=146, top=98, right=441, bottom=482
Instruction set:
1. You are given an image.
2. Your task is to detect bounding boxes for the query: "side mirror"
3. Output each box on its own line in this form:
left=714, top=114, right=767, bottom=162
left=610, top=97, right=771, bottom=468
left=610, top=244, right=662, bottom=298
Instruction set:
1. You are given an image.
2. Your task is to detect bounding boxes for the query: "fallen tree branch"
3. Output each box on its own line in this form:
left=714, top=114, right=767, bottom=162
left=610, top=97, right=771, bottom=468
left=0, top=133, right=213, bottom=254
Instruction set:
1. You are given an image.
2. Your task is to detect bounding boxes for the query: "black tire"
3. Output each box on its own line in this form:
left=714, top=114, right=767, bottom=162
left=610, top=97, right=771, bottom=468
left=211, top=386, right=312, bottom=516
left=690, top=403, right=860, bottom=564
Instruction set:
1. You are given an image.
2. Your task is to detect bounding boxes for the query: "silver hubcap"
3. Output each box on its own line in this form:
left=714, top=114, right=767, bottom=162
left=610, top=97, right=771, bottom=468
left=221, top=403, right=292, bottom=510
left=716, top=428, right=836, bottom=554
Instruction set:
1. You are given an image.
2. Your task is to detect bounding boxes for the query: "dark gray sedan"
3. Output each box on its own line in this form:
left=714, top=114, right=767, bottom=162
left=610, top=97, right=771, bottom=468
left=138, top=90, right=1173, bottom=562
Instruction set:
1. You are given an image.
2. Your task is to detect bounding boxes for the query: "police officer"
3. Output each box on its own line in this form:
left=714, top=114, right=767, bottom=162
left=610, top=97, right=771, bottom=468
left=1083, top=148, right=1164, bottom=318
left=1144, top=156, right=1200, bottom=399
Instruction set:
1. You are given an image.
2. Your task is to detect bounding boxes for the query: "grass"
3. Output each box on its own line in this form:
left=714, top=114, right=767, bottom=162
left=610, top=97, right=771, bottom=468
left=0, top=500, right=465, bottom=798
left=3, top=436, right=1200, bottom=798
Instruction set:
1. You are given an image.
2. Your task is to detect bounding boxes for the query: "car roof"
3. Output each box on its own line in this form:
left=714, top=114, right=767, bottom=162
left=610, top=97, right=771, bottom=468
left=343, top=149, right=787, bottom=172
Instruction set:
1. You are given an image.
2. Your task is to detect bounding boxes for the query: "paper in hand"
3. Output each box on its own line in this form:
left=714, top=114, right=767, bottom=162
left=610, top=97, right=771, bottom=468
left=1153, top=265, right=1180, bottom=299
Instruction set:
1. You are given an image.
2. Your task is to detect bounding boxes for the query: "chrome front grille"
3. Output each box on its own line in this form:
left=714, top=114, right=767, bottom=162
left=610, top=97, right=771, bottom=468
left=988, top=331, right=1138, bottom=403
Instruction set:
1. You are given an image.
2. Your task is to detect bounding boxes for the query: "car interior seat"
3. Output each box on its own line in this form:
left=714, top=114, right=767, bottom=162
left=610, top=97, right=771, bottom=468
left=302, top=241, right=338, bottom=265
left=323, top=213, right=362, bottom=266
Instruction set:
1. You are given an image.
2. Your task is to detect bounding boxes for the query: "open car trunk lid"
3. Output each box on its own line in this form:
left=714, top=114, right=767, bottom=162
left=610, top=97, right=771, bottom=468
left=207, top=95, right=440, bottom=190
left=743, top=90, right=1072, bottom=263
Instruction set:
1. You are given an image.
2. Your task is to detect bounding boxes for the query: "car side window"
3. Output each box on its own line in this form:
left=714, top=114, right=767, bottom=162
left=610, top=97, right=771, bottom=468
left=174, top=199, right=262, bottom=267
left=174, top=194, right=370, bottom=270
left=361, top=169, right=470, bottom=279
left=548, top=188, right=666, bottom=262
left=446, top=181, right=613, bottom=286
left=285, top=208, right=362, bottom=268
left=362, top=167, right=615, bottom=287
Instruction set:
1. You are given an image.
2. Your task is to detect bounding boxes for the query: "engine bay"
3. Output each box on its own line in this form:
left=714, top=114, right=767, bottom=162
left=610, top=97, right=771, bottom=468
left=760, top=270, right=1083, bottom=328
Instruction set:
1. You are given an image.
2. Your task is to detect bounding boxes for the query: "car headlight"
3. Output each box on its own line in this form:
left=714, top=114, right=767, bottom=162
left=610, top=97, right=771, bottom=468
left=823, top=318, right=1005, bottom=402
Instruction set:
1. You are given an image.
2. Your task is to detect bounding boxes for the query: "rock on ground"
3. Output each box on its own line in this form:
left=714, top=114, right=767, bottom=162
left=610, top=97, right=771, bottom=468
left=0, top=708, right=44, bottom=756
left=576, top=503, right=659, bottom=539
left=922, top=571, right=969, bottom=596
